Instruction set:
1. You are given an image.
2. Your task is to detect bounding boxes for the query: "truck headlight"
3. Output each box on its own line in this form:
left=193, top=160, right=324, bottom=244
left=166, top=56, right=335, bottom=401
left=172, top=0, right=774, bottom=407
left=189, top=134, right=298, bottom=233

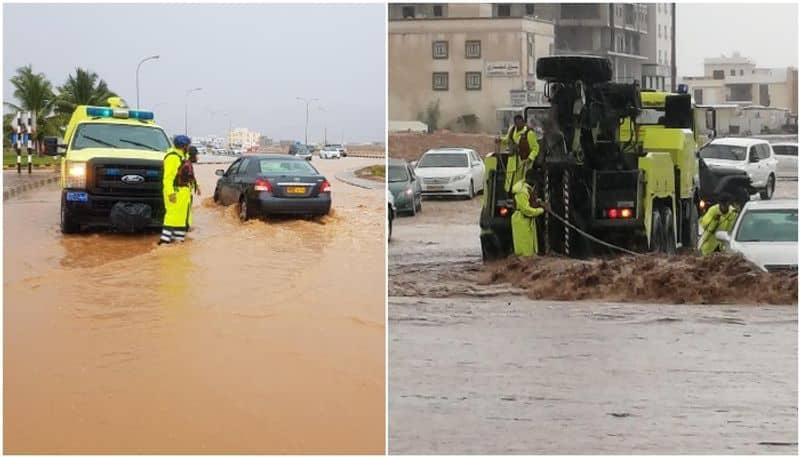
left=66, top=161, right=87, bottom=188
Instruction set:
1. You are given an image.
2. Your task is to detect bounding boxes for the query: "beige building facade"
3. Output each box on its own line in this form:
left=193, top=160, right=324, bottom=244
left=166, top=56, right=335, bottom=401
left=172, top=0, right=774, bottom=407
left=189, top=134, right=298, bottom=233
left=389, top=3, right=555, bottom=134
left=228, top=127, right=262, bottom=149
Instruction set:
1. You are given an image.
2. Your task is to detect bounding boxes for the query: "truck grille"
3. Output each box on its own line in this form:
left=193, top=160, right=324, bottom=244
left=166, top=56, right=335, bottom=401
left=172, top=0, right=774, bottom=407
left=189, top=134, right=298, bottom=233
left=89, top=158, right=162, bottom=196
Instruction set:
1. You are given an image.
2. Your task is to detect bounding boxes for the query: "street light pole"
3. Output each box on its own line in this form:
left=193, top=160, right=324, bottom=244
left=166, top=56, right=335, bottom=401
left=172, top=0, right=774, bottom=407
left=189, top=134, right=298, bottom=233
left=296, top=97, right=318, bottom=146
left=136, top=55, right=159, bottom=110
left=184, top=87, right=202, bottom=136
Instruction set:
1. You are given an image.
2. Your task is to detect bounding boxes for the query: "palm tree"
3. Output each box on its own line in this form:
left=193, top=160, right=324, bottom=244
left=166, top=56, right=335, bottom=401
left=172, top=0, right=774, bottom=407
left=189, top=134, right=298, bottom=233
left=4, top=65, right=57, bottom=141
left=54, top=68, right=117, bottom=116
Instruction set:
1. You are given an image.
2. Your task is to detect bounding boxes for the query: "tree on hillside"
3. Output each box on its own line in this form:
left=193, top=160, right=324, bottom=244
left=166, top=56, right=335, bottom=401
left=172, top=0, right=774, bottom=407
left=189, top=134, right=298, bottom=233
left=54, top=67, right=117, bottom=115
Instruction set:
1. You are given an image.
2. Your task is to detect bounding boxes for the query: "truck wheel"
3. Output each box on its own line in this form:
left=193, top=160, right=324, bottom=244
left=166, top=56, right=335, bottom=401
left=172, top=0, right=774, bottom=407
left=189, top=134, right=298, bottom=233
left=760, top=174, right=775, bottom=200
left=682, top=201, right=699, bottom=252
left=661, top=206, right=677, bottom=255
left=649, top=209, right=663, bottom=253
left=60, top=196, right=80, bottom=234
left=735, top=187, right=750, bottom=209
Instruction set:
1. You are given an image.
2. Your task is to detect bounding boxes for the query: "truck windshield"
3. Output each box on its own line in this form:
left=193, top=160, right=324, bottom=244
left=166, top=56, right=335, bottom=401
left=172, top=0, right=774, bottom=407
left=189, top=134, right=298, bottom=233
left=418, top=153, right=467, bottom=168
left=72, top=123, right=170, bottom=152
left=388, top=165, right=409, bottom=182
left=700, top=144, right=746, bottom=161
left=735, top=209, right=798, bottom=242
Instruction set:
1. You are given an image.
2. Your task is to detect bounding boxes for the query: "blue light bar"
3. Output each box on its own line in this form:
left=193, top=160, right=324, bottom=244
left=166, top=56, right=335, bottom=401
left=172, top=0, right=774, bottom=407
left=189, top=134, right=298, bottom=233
left=86, top=107, right=113, bottom=117
left=129, top=110, right=154, bottom=121
left=105, top=168, right=121, bottom=176
left=145, top=170, right=159, bottom=177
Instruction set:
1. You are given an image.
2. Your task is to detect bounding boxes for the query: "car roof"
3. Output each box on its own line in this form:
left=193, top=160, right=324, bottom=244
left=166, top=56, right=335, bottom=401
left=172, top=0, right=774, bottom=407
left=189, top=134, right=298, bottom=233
left=423, top=148, right=474, bottom=154
left=244, top=153, right=306, bottom=160
left=710, top=137, right=769, bottom=146
left=770, top=142, right=798, bottom=147
left=742, top=199, right=798, bottom=211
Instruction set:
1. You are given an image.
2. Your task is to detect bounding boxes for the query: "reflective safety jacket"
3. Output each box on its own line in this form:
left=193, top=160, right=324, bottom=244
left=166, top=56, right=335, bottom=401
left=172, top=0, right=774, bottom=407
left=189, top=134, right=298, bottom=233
left=501, top=125, right=539, bottom=192
left=511, top=180, right=544, bottom=257
left=162, top=147, right=192, bottom=229
left=699, top=204, right=738, bottom=255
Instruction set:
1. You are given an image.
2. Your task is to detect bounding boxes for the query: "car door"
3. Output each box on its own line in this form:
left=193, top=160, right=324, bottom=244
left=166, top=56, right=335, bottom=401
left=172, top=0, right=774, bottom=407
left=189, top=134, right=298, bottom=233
left=469, top=150, right=484, bottom=191
left=233, top=157, right=252, bottom=201
left=220, top=159, right=242, bottom=205
left=763, top=143, right=778, bottom=177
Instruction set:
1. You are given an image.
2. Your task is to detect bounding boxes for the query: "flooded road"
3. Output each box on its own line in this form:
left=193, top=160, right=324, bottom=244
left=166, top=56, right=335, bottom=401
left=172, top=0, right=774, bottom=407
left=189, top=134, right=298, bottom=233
left=389, top=184, right=798, bottom=452
left=5, top=156, right=385, bottom=454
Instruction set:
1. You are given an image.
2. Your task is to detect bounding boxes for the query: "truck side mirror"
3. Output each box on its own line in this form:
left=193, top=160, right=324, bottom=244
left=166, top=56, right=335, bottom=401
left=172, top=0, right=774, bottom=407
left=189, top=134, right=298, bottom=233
left=43, top=136, right=64, bottom=156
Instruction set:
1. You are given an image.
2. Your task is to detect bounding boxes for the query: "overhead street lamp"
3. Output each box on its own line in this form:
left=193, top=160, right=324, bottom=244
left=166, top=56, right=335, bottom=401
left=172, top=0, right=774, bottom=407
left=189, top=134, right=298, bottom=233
left=135, top=55, right=160, bottom=110
left=184, top=87, right=202, bottom=136
left=296, top=97, right=319, bottom=146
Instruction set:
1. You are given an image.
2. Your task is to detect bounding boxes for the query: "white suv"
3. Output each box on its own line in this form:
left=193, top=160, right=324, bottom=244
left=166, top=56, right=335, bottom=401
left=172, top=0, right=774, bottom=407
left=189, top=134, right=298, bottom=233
left=699, top=138, right=778, bottom=200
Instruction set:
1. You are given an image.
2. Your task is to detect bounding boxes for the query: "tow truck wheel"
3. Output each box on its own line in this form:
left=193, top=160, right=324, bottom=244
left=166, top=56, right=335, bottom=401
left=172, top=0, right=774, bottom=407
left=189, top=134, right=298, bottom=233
left=60, top=196, right=80, bottom=234
left=760, top=174, right=775, bottom=200
left=683, top=201, right=699, bottom=252
left=649, top=209, right=664, bottom=253
left=661, top=207, right=677, bottom=255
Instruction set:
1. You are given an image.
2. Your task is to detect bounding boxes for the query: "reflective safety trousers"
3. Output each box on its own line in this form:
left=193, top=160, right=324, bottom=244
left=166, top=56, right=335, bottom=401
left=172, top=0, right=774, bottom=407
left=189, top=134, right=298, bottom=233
left=511, top=181, right=544, bottom=257
left=699, top=204, right=738, bottom=256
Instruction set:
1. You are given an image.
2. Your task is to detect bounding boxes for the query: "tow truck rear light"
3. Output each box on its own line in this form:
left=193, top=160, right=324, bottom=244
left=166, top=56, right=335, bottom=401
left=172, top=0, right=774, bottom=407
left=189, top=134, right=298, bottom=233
left=320, top=180, right=331, bottom=192
left=254, top=178, right=273, bottom=192
left=620, top=208, right=633, bottom=218
left=498, top=207, right=509, bottom=217
left=604, top=208, right=633, bottom=219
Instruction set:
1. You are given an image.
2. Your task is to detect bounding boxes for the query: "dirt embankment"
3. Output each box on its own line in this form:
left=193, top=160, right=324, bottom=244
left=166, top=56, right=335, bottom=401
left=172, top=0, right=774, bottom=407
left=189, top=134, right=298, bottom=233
left=389, top=131, right=495, bottom=162
left=482, top=253, right=798, bottom=305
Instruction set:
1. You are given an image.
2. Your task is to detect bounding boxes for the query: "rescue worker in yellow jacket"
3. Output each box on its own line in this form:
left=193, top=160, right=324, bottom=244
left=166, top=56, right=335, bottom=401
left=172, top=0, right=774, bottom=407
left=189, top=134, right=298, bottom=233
left=511, top=168, right=546, bottom=256
left=699, top=193, right=738, bottom=255
left=186, top=146, right=201, bottom=230
left=496, top=114, right=540, bottom=193
left=159, top=135, right=194, bottom=245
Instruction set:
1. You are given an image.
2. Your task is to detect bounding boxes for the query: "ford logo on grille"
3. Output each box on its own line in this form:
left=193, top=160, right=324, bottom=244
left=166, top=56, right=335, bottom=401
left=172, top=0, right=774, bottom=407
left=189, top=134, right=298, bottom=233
left=121, top=174, right=145, bottom=184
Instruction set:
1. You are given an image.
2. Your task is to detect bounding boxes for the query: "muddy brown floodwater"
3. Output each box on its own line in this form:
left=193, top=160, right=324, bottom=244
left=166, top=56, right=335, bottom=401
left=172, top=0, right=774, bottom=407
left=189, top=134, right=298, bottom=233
left=4, top=156, right=385, bottom=454
left=389, top=182, right=798, bottom=453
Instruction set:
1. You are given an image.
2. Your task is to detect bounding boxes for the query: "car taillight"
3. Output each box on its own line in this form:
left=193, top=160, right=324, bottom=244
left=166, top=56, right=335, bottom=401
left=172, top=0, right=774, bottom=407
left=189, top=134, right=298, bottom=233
left=320, top=180, right=331, bottom=192
left=498, top=207, right=509, bottom=217
left=254, top=179, right=272, bottom=192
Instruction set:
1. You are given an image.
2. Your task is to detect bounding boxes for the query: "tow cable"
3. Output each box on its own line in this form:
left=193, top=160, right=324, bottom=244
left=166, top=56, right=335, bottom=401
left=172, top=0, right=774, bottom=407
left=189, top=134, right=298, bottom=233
left=541, top=205, right=644, bottom=257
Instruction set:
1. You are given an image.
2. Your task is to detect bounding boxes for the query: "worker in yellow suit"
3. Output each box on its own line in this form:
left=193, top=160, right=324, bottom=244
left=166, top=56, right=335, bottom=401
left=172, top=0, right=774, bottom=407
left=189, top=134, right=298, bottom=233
left=511, top=168, right=546, bottom=257
left=186, top=146, right=201, bottom=230
left=496, top=114, right=540, bottom=193
left=159, top=135, right=193, bottom=245
left=699, top=193, right=738, bottom=255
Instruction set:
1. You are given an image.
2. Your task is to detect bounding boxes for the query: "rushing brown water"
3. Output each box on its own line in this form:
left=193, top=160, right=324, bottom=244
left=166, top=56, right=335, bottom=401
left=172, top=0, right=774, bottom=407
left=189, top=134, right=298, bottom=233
left=4, top=157, right=385, bottom=454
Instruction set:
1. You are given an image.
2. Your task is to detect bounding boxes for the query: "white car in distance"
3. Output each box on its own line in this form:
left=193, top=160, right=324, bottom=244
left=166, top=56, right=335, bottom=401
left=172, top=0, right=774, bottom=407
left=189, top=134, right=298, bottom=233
left=715, top=199, right=798, bottom=272
left=413, top=148, right=485, bottom=199
left=319, top=145, right=342, bottom=159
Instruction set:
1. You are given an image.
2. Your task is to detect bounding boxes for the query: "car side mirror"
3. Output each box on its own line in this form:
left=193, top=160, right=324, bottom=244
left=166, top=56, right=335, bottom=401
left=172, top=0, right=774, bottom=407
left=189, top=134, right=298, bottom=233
left=43, top=136, right=65, bottom=156
left=715, top=231, right=731, bottom=243
left=215, top=169, right=225, bottom=176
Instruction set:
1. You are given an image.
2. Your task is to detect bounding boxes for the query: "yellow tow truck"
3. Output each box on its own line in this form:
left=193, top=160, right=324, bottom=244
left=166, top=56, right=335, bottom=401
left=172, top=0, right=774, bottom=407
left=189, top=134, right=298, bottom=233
left=44, top=97, right=170, bottom=233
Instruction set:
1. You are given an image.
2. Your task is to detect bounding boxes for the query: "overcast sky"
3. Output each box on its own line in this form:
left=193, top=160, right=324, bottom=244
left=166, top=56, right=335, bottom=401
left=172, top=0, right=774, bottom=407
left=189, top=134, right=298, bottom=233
left=3, top=3, right=385, bottom=143
left=676, top=3, right=798, bottom=76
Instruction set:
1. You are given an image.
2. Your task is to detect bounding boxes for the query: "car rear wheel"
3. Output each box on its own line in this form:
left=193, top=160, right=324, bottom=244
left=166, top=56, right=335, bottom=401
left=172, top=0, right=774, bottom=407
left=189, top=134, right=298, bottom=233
left=238, top=196, right=251, bottom=222
left=760, top=174, right=775, bottom=200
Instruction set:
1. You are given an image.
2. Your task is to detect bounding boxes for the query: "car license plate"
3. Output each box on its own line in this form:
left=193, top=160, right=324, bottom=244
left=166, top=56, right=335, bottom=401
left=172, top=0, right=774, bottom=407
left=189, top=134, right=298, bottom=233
left=287, top=186, right=306, bottom=194
left=427, top=185, right=444, bottom=191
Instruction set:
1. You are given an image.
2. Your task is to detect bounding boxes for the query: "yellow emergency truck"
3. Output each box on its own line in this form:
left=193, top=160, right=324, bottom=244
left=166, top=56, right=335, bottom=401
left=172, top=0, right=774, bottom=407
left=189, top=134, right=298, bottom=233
left=44, top=97, right=170, bottom=233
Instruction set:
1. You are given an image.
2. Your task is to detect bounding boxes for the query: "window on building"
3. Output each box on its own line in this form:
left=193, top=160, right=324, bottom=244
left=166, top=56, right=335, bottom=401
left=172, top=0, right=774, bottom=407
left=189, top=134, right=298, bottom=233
left=694, top=88, right=703, bottom=104
left=402, top=6, right=415, bottom=18
left=497, top=4, right=511, bottom=17
left=713, top=70, right=725, bottom=80
left=739, top=69, right=744, bottom=76
left=433, top=4, right=443, bottom=17
left=465, top=40, right=481, bottom=58
left=658, top=25, right=662, bottom=38
left=466, top=72, right=482, bottom=90
left=730, top=69, right=736, bottom=76
left=525, top=4, right=535, bottom=16
left=432, top=40, right=449, bottom=59
left=433, top=72, right=449, bottom=91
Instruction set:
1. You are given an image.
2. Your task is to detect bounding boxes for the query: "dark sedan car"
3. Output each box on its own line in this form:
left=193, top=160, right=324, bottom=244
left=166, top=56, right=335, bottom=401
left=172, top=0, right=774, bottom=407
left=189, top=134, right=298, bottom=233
left=213, top=154, right=331, bottom=221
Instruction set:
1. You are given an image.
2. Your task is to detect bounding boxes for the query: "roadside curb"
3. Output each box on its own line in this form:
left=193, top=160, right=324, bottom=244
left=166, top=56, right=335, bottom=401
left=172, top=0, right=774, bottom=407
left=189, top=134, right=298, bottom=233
left=4, top=173, right=61, bottom=201
left=335, top=168, right=384, bottom=190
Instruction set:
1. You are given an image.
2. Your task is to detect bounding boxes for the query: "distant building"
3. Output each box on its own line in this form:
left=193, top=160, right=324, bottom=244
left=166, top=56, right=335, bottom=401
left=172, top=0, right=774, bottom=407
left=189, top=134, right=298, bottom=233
left=680, top=53, right=798, bottom=115
left=258, top=135, right=273, bottom=147
left=228, top=128, right=261, bottom=149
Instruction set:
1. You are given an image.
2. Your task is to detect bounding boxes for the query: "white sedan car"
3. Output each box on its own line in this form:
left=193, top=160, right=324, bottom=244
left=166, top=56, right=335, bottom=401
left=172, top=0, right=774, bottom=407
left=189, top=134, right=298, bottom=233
left=716, top=199, right=798, bottom=272
left=319, top=145, right=342, bottom=159
left=413, top=148, right=485, bottom=199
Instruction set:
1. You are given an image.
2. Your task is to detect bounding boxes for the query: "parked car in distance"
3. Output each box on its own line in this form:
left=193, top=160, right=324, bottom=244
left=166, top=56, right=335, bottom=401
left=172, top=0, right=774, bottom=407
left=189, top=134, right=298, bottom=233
left=771, top=142, right=797, bottom=178
left=213, top=154, right=331, bottom=221
left=413, top=148, right=485, bottom=199
left=699, top=138, right=778, bottom=200
left=387, top=190, right=396, bottom=242
left=319, top=145, right=342, bottom=159
left=326, top=143, right=347, bottom=157
left=716, top=199, right=798, bottom=272
left=294, top=144, right=312, bottom=161
left=388, top=158, right=423, bottom=216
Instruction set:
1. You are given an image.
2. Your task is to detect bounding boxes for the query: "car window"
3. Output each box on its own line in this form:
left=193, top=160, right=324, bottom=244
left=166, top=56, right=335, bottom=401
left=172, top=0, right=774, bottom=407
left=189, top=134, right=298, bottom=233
left=470, top=151, right=481, bottom=164
left=237, top=158, right=251, bottom=175
left=758, top=144, right=771, bottom=159
left=418, top=153, right=468, bottom=168
left=736, top=209, right=798, bottom=242
left=226, top=160, right=242, bottom=176
left=772, top=145, right=798, bottom=156
left=388, top=165, right=410, bottom=183
left=258, top=159, right=317, bottom=175
left=700, top=143, right=746, bottom=161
